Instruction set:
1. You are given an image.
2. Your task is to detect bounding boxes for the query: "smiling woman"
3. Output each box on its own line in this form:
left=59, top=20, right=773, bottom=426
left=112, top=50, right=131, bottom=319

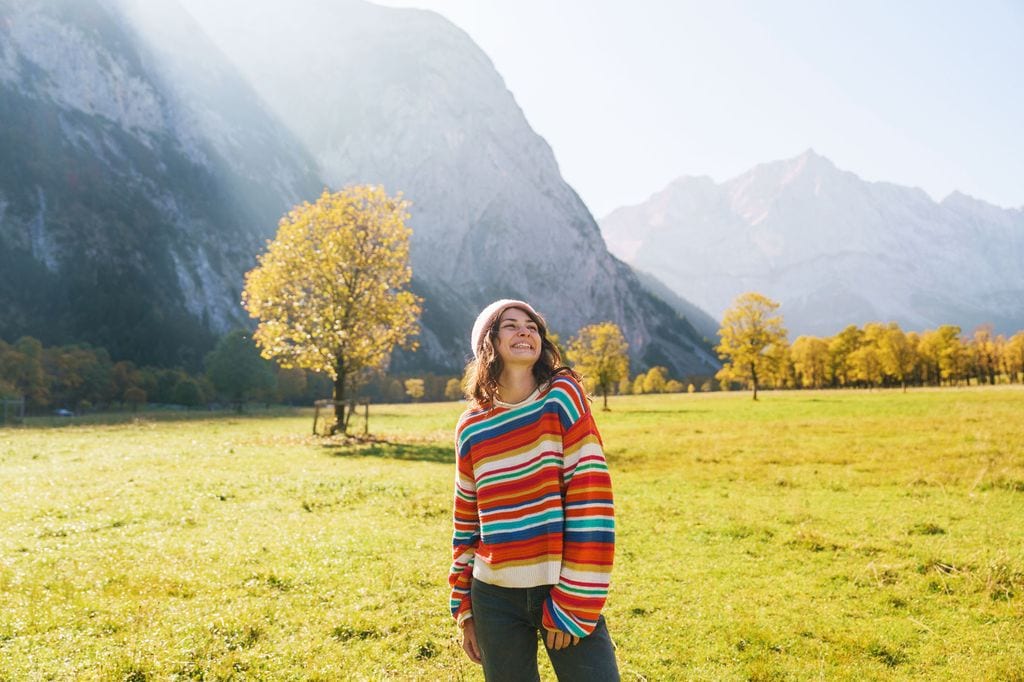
left=494, top=308, right=541, bottom=382
left=449, top=299, right=620, bottom=681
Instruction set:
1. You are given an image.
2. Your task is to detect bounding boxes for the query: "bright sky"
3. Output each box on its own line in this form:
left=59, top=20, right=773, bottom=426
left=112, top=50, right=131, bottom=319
left=374, top=0, right=1024, bottom=217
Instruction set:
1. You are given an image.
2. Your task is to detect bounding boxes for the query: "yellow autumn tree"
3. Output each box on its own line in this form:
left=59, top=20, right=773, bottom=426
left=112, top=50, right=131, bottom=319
left=242, top=186, right=422, bottom=433
left=444, top=377, right=463, bottom=401
left=1005, top=332, right=1024, bottom=383
left=877, top=322, right=917, bottom=391
left=566, top=321, right=629, bottom=410
left=791, top=335, right=830, bottom=388
left=715, top=292, right=788, bottom=400
left=918, top=325, right=967, bottom=386
left=404, top=378, right=425, bottom=402
left=968, top=324, right=999, bottom=385
left=642, top=366, right=669, bottom=394
left=828, top=325, right=864, bottom=387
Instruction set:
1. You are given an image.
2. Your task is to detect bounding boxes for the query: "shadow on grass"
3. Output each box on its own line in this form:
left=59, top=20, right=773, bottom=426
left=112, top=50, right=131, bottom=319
left=320, top=437, right=452, bottom=464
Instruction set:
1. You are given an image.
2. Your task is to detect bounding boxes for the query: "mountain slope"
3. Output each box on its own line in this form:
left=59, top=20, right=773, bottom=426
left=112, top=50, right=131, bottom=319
left=0, top=0, right=320, bottom=366
left=600, top=150, right=1024, bottom=336
left=631, top=270, right=721, bottom=344
left=177, top=0, right=719, bottom=376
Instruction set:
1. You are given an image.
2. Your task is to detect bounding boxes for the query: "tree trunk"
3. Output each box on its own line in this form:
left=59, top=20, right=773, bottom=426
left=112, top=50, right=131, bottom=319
left=602, top=385, right=609, bottom=411
left=333, top=357, right=346, bottom=434
left=751, top=364, right=759, bottom=401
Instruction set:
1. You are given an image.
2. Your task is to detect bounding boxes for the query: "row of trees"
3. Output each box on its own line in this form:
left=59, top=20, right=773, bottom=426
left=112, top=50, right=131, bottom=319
left=0, top=317, right=669, bottom=416
left=0, top=327, right=603, bottom=415
left=8, top=303, right=1018, bottom=416
left=7, top=168, right=1019, bottom=424
left=0, top=333, right=331, bottom=414
left=0, top=332, right=479, bottom=415
left=565, top=323, right=718, bottom=404
left=716, top=292, right=1024, bottom=397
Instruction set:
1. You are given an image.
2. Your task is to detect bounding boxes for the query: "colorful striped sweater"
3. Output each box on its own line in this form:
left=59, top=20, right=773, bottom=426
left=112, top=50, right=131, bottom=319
left=448, top=374, right=615, bottom=637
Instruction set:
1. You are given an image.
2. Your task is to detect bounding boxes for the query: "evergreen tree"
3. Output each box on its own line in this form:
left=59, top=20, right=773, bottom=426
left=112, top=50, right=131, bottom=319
left=205, top=330, right=277, bottom=412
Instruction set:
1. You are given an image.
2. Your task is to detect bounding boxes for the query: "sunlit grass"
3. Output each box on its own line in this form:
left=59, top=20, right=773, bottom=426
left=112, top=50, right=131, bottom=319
left=1, top=387, right=1022, bottom=679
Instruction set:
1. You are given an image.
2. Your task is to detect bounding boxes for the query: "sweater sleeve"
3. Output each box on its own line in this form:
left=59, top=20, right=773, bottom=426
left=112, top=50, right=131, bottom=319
left=448, top=422, right=479, bottom=626
left=542, top=379, right=615, bottom=637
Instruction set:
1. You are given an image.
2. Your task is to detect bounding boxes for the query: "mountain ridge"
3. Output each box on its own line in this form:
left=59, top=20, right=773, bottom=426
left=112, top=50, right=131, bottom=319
left=0, top=0, right=320, bottom=366
left=178, top=0, right=718, bottom=376
left=1, top=0, right=719, bottom=377
left=600, top=150, right=1024, bottom=337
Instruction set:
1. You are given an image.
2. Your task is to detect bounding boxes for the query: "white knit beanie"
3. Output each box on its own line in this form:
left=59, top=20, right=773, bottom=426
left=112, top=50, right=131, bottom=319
left=470, top=299, right=539, bottom=359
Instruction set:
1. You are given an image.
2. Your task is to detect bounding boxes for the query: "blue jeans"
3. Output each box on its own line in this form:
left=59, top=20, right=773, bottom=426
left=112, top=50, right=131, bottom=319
left=471, top=578, right=620, bottom=682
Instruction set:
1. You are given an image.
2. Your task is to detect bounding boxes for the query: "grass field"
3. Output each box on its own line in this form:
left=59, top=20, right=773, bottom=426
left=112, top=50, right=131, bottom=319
left=1, top=387, right=1023, bottom=680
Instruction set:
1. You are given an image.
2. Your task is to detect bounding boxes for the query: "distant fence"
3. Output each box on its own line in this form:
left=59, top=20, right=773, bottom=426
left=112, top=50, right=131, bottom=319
left=1, top=397, right=25, bottom=425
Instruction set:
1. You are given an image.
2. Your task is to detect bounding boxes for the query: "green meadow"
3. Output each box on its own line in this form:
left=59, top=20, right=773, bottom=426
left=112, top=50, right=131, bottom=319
left=1, top=387, right=1023, bottom=681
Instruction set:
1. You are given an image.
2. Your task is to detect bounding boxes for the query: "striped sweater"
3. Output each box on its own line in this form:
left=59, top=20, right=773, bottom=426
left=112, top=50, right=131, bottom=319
left=448, top=374, right=615, bottom=637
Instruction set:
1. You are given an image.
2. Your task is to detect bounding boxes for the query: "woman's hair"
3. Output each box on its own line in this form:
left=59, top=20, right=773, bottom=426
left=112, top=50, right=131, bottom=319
left=464, top=306, right=580, bottom=407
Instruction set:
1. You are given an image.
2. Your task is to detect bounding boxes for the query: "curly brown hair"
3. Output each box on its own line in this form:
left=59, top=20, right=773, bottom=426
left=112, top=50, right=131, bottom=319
left=464, top=305, right=579, bottom=407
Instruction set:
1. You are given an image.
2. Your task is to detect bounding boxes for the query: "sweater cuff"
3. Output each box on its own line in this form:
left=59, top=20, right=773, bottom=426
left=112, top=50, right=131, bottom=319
left=541, top=596, right=596, bottom=638
left=457, top=611, right=474, bottom=628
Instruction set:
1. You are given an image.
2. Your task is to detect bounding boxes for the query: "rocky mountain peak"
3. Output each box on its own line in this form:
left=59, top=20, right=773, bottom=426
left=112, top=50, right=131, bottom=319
left=4, top=2, right=167, bottom=136
left=180, top=0, right=718, bottom=375
left=600, top=152, right=1024, bottom=337
left=1, top=0, right=718, bottom=377
left=0, top=0, right=319, bottom=366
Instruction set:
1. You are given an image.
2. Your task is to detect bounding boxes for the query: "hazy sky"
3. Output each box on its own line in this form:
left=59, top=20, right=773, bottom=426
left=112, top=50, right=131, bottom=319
left=374, top=0, right=1024, bottom=217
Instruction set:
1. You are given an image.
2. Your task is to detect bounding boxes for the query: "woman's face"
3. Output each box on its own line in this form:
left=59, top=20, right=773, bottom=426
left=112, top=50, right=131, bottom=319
left=494, top=308, right=542, bottom=368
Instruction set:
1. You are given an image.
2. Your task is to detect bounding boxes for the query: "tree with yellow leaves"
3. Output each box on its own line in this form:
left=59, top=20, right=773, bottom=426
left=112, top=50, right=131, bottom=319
left=876, top=322, right=917, bottom=391
left=242, top=186, right=421, bottom=433
left=566, top=321, right=629, bottom=410
left=715, top=292, right=788, bottom=400
left=642, top=366, right=669, bottom=394
left=404, top=378, right=425, bottom=402
left=791, top=335, right=830, bottom=388
left=918, top=325, right=966, bottom=386
left=969, top=324, right=998, bottom=385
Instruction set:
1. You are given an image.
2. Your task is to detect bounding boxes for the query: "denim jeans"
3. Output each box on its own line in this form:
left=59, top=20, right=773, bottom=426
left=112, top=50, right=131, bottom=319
left=470, top=578, right=620, bottom=682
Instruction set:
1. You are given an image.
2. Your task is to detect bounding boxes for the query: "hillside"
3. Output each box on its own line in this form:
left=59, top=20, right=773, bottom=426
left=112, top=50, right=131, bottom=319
left=177, top=0, right=718, bottom=376
left=0, top=0, right=320, bottom=366
left=0, top=0, right=718, bottom=376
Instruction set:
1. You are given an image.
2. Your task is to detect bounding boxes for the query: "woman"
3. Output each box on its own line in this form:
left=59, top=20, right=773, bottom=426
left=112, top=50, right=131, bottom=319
left=449, top=299, right=619, bottom=681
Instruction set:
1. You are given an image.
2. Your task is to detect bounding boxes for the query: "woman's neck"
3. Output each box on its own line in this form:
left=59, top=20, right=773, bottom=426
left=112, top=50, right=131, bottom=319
left=497, top=365, right=538, bottom=404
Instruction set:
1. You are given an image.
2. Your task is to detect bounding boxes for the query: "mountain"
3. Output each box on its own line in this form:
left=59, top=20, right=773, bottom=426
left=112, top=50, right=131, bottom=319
left=599, top=150, right=1024, bottom=337
left=630, top=269, right=720, bottom=344
left=176, top=0, right=719, bottom=377
left=0, top=0, right=717, bottom=377
left=0, top=0, right=320, bottom=367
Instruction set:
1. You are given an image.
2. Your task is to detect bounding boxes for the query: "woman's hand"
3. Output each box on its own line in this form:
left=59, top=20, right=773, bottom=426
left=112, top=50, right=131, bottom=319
left=544, top=627, right=580, bottom=650
left=462, top=618, right=482, bottom=664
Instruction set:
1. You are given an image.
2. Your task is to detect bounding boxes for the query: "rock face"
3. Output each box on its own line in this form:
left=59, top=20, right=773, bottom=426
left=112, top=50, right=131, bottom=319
left=600, top=150, right=1024, bottom=337
left=0, top=0, right=321, bottom=366
left=177, top=0, right=719, bottom=376
left=1, top=0, right=718, bottom=376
